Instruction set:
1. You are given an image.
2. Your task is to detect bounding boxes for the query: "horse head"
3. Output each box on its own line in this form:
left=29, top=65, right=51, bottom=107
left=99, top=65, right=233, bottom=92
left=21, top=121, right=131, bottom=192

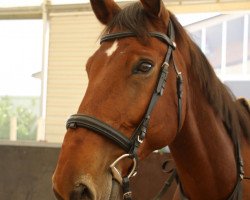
left=52, top=1, right=189, bottom=199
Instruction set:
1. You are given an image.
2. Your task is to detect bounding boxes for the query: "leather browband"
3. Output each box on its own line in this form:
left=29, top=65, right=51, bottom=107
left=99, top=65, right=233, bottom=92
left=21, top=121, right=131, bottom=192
left=100, top=31, right=176, bottom=49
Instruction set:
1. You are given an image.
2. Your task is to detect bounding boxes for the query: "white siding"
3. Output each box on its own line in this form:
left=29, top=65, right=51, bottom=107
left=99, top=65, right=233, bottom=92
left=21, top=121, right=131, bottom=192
left=45, top=13, right=103, bottom=143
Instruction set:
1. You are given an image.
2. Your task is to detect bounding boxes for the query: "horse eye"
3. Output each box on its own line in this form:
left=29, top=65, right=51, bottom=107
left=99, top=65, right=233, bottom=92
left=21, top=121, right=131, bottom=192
left=134, top=62, right=153, bottom=74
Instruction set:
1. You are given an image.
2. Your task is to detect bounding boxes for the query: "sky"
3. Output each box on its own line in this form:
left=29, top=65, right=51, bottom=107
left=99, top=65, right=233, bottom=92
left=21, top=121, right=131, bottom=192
left=0, top=0, right=132, bottom=7
left=0, top=0, right=88, bottom=7
left=0, top=1, right=218, bottom=96
left=0, top=20, right=42, bottom=96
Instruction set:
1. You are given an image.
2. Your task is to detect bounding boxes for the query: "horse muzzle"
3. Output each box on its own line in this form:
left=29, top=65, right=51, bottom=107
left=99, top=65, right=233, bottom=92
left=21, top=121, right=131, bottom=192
left=52, top=174, right=97, bottom=200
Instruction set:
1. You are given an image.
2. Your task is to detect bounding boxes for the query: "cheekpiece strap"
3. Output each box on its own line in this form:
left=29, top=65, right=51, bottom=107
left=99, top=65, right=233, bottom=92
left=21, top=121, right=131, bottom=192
left=122, top=177, right=132, bottom=200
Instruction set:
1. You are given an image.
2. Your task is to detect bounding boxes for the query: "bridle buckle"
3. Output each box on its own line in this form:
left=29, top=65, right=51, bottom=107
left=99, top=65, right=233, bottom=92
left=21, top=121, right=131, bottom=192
left=123, top=191, right=132, bottom=200
left=137, top=135, right=143, bottom=144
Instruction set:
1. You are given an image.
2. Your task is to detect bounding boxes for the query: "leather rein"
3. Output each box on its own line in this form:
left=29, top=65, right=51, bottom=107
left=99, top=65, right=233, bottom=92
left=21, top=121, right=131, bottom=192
left=66, top=20, right=245, bottom=200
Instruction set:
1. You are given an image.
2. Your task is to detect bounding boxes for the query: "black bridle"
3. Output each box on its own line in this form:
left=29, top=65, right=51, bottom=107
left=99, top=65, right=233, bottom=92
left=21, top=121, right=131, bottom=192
left=66, top=20, right=183, bottom=199
left=65, top=20, right=245, bottom=200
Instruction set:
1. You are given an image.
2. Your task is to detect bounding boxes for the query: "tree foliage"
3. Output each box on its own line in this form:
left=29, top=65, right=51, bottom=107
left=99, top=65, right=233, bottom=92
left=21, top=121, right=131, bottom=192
left=0, top=96, right=38, bottom=140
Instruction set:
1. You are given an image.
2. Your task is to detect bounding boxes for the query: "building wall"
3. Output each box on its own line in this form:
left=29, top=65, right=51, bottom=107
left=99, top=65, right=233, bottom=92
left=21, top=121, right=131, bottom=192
left=187, top=14, right=250, bottom=81
left=45, top=13, right=103, bottom=143
left=0, top=142, right=60, bottom=200
left=45, top=11, right=250, bottom=143
left=0, top=142, right=175, bottom=200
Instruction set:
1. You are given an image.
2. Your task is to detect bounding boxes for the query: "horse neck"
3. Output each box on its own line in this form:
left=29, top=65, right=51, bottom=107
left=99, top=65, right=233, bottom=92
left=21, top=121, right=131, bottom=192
left=169, top=84, right=238, bottom=199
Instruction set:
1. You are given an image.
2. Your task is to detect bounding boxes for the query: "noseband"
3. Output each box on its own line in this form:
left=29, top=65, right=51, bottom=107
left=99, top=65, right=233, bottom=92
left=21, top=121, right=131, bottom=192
left=66, top=21, right=182, bottom=200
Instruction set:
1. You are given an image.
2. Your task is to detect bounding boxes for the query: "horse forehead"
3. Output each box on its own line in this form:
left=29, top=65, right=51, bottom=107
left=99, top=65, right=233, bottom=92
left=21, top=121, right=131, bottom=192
left=105, top=40, right=119, bottom=57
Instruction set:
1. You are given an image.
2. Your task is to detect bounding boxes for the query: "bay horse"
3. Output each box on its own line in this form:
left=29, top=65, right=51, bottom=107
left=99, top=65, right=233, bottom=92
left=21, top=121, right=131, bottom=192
left=52, top=0, right=250, bottom=199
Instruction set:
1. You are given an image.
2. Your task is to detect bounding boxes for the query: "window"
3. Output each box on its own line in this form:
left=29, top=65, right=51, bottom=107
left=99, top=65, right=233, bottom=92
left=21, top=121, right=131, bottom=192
left=0, top=0, right=42, bottom=7
left=226, top=17, right=244, bottom=74
left=206, top=24, right=222, bottom=69
left=51, top=0, right=87, bottom=4
left=248, top=14, right=250, bottom=74
left=0, top=20, right=42, bottom=141
left=191, top=30, right=202, bottom=48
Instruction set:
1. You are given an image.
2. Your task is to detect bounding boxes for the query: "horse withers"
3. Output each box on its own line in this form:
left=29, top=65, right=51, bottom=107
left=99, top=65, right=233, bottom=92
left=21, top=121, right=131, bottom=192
left=52, top=0, right=250, bottom=199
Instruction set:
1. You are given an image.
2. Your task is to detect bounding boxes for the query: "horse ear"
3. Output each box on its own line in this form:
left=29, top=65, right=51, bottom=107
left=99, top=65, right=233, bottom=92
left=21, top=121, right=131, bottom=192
left=140, top=0, right=167, bottom=19
left=90, top=0, right=121, bottom=25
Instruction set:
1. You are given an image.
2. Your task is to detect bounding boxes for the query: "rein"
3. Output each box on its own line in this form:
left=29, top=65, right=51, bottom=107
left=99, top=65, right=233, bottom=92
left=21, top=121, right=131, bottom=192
left=66, top=20, right=245, bottom=200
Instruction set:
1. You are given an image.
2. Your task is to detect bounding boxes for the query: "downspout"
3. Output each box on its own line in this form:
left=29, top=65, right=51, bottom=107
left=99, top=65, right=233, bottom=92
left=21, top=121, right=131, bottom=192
left=38, top=0, right=50, bottom=141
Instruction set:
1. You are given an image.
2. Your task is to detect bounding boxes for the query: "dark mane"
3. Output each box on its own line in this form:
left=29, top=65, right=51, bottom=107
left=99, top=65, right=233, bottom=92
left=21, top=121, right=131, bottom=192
left=169, top=13, right=250, bottom=142
left=103, top=2, right=150, bottom=39
left=103, top=2, right=250, bottom=142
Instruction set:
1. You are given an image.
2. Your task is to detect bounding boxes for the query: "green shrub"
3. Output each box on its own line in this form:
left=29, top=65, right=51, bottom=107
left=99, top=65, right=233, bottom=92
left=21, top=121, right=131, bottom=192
left=0, top=96, right=38, bottom=140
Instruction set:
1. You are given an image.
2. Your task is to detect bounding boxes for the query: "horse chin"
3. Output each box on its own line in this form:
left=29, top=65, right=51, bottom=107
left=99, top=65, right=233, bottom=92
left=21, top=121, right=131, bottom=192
left=109, top=180, right=122, bottom=200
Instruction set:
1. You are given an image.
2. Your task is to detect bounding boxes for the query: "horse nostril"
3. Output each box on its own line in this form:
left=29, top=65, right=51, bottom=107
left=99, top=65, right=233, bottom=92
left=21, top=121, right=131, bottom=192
left=70, top=184, right=93, bottom=200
